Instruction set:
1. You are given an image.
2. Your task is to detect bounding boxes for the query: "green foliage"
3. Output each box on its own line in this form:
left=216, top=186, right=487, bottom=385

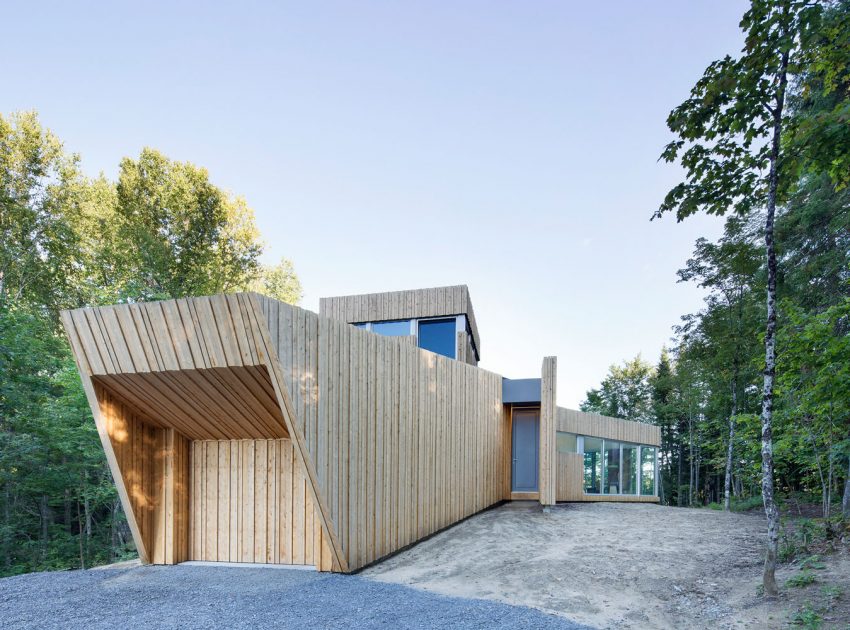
left=776, top=298, right=850, bottom=518
left=707, top=495, right=765, bottom=512
left=819, top=584, right=842, bottom=601
left=790, top=603, right=822, bottom=628
left=656, top=0, right=823, bottom=222
left=800, top=555, right=826, bottom=570
left=114, top=148, right=263, bottom=301
left=625, top=1, right=850, bottom=549
left=0, top=110, right=301, bottom=576
left=778, top=517, right=836, bottom=562
left=0, top=111, right=86, bottom=313
left=787, top=571, right=818, bottom=587
left=580, top=355, right=655, bottom=422
left=246, top=257, right=302, bottom=304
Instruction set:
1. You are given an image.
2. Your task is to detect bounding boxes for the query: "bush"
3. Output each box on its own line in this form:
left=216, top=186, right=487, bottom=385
left=790, top=603, right=822, bottom=629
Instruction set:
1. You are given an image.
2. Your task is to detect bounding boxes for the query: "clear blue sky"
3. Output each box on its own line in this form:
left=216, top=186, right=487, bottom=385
left=3, top=1, right=749, bottom=406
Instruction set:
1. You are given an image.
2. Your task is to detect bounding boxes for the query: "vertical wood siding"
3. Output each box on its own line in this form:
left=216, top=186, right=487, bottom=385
left=539, top=357, right=557, bottom=506
left=64, top=293, right=511, bottom=573
left=259, top=297, right=505, bottom=571
left=318, top=285, right=481, bottom=365
left=188, top=439, right=332, bottom=567
left=96, top=386, right=191, bottom=564
left=556, top=407, right=662, bottom=446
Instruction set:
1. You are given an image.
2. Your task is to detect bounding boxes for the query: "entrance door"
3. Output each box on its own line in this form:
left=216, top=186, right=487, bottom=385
left=511, top=409, right=539, bottom=492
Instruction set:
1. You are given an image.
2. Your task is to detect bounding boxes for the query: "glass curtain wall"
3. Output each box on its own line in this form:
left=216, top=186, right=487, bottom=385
left=640, top=447, right=656, bottom=495
left=371, top=320, right=411, bottom=336
left=622, top=444, right=638, bottom=495
left=556, top=432, right=577, bottom=453
left=578, top=438, right=656, bottom=496
left=603, top=441, right=621, bottom=494
left=583, top=437, right=602, bottom=494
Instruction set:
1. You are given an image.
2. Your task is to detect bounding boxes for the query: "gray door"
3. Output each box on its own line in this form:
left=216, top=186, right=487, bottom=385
left=511, top=409, right=539, bottom=492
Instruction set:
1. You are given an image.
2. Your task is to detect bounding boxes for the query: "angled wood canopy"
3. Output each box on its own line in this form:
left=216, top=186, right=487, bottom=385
left=61, top=293, right=346, bottom=571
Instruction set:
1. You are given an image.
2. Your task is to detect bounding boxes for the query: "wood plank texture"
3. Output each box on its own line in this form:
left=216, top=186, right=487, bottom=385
left=95, top=386, right=191, bottom=564
left=539, top=357, right=557, bottom=506
left=93, top=366, right=288, bottom=440
left=63, top=292, right=509, bottom=573
left=318, top=285, right=481, bottom=364
left=556, top=407, right=662, bottom=446
left=188, top=439, right=331, bottom=565
left=259, top=295, right=505, bottom=572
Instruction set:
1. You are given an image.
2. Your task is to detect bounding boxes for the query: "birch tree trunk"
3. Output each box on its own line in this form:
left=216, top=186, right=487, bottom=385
left=842, top=456, right=850, bottom=519
left=760, top=47, right=789, bottom=598
left=724, top=378, right=738, bottom=512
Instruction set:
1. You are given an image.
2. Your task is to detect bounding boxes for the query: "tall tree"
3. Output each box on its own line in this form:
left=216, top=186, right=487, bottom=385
left=0, top=111, right=304, bottom=575
left=0, top=112, right=84, bottom=314
left=650, top=349, right=678, bottom=504
left=677, top=218, right=761, bottom=510
left=656, top=0, right=822, bottom=595
left=246, top=257, right=303, bottom=304
left=581, top=355, right=655, bottom=423
left=114, top=148, right=263, bottom=301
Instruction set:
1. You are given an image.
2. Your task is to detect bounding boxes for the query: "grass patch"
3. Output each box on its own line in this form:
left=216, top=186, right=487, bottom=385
left=819, top=584, right=842, bottom=602
left=704, top=496, right=765, bottom=512
left=778, top=517, right=837, bottom=563
left=800, top=555, right=826, bottom=570
left=786, top=572, right=817, bottom=588
left=789, top=603, right=822, bottom=629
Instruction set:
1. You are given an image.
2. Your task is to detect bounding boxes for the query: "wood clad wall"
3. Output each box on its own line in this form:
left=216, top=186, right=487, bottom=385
left=189, top=439, right=332, bottom=569
left=556, top=407, right=661, bottom=446
left=555, top=452, right=660, bottom=503
left=96, top=386, right=190, bottom=564
left=259, top=297, right=505, bottom=571
left=539, top=357, right=557, bottom=506
left=62, top=294, right=273, bottom=376
left=318, top=285, right=481, bottom=362
left=61, top=295, right=341, bottom=569
left=556, top=453, right=584, bottom=501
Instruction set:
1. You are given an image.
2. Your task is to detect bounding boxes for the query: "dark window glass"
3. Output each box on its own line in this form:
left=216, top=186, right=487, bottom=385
left=583, top=437, right=602, bottom=494
left=371, top=320, right=410, bottom=336
left=641, top=447, right=656, bottom=495
left=417, top=318, right=456, bottom=359
left=352, top=322, right=367, bottom=329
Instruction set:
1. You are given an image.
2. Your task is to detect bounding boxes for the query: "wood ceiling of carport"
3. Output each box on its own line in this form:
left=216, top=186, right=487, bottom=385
left=93, top=365, right=289, bottom=440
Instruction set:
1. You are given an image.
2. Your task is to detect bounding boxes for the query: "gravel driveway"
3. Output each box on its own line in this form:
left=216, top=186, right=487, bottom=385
left=0, top=562, right=587, bottom=629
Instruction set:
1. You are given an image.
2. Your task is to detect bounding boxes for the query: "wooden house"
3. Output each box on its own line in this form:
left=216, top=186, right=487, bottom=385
left=61, top=285, right=660, bottom=573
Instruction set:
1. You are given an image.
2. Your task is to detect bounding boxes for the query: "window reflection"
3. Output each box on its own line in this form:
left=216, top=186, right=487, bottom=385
left=622, top=445, right=638, bottom=495
left=641, top=447, right=656, bottom=495
left=371, top=320, right=411, bottom=336
left=579, top=437, right=656, bottom=497
left=556, top=432, right=577, bottom=453
left=417, top=318, right=456, bottom=359
left=583, top=437, right=602, bottom=494
left=604, top=441, right=621, bottom=494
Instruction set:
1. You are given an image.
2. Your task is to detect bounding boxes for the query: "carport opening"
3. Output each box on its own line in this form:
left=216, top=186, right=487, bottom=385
left=93, top=364, right=289, bottom=440
left=93, top=365, right=330, bottom=569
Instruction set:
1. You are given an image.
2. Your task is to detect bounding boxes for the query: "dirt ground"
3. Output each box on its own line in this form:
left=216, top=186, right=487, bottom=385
left=363, top=502, right=850, bottom=629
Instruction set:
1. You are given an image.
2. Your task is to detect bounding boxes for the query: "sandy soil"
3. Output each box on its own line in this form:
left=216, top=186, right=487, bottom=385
left=363, top=502, right=850, bottom=629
